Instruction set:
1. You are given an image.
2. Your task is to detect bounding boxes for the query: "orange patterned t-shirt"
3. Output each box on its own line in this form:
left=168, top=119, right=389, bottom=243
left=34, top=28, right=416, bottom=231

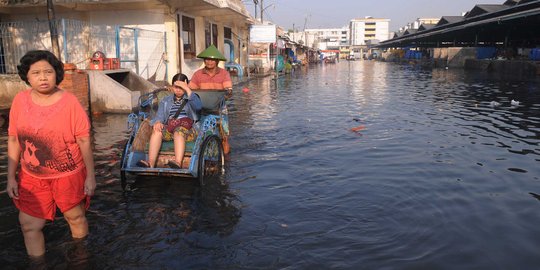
left=8, top=89, right=90, bottom=179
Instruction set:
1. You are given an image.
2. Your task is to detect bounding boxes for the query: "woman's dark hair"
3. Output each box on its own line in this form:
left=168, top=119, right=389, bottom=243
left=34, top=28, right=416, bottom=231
left=172, top=73, right=189, bottom=84
left=17, top=50, right=64, bottom=85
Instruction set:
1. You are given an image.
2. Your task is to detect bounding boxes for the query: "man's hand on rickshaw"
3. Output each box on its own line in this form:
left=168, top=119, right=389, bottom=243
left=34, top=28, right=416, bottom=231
left=225, top=88, right=233, bottom=99
left=153, top=121, right=164, bottom=132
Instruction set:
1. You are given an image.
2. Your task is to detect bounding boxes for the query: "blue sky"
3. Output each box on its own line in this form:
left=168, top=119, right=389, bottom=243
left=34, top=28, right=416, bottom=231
left=242, top=0, right=506, bottom=31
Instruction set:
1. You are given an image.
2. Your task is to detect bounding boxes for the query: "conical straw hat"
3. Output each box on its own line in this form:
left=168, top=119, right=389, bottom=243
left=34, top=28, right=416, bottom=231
left=197, top=45, right=227, bottom=61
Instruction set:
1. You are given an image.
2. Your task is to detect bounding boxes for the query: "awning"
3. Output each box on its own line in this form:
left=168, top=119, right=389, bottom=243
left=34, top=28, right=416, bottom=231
left=167, top=0, right=251, bottom=24
left=0, top=0, right=251, bottom=25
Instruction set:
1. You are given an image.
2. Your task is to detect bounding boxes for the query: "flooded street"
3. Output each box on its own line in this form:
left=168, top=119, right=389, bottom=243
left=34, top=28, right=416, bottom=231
left=2, top=61, right=540, bottom=269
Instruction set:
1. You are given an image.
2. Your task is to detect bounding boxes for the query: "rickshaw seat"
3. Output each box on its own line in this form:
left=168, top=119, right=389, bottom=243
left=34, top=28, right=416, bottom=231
left=159, top=140, right=196, bottom=153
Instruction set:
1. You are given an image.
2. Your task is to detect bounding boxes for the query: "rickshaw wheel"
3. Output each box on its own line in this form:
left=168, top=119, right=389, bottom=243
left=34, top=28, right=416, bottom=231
left=198, top=135, right=224, bottom=186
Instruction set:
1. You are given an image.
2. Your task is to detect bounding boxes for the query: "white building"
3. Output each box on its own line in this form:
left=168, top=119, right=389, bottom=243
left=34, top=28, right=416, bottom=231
left=349, top=17, right=390, bottom=46
left=398, top=17, right=440, bottom=33
left=412, top=18, right=440, bottom=29
left=303, top=27, right=349, bottom=50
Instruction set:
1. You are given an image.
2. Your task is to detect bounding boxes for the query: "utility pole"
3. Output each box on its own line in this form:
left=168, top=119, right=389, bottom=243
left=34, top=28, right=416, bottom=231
left=293, top=23, right=295, bottom=42
left=253, top=0, right=258, bottom=21
left=260, top=0, right=263, bottom=23
left=47, top=0, right=61, bottom=60
left=302, top=15, right=309, bottom=46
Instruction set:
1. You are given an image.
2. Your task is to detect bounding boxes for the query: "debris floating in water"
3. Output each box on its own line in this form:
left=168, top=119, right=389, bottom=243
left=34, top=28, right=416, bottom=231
left=489, top=101, right=501, bottom=107
left=350, top=125, right=365, bottom=135
left=242, top=87, right=250, bottom=93
left=511, top=99, right=520, bottom=106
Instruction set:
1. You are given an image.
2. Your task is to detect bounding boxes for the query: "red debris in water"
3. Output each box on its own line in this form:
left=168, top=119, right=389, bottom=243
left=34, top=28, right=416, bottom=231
left=242, top=87, right=250, bottom=93
left=350, top=125, right=365, bottom=133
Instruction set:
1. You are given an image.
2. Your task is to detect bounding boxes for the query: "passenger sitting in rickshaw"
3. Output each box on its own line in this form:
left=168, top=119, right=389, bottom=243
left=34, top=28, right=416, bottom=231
left=137, top=73, right=202, bottom=168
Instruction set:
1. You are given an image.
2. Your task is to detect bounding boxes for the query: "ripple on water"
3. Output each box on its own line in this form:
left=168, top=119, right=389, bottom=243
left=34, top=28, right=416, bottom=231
left=2, top=62, right=540, bottom=268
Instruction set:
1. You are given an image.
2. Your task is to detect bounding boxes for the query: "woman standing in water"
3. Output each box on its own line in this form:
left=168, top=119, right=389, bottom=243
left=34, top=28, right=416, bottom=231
left=5, top=50, right=96, bottom=258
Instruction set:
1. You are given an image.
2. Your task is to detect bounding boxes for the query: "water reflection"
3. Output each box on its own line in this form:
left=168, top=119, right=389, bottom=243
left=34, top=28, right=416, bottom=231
left=230, top=62, right=540, bottom=269
left=2, top=62, right=540, bottom=268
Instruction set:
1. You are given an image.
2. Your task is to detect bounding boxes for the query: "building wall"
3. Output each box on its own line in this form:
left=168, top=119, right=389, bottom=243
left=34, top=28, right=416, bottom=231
left=304, top=28, right=349, bottom=50
left=170, top=14, right=250, bottom=81
left=1, top=6, right=251, bottom=84
left=0, top=0, right=252, bottom=112
left=1, top=10, right=169, bottom=82
left=375, top=21, right=389, bottom=43
left=350, top=18, right=390, bottom=46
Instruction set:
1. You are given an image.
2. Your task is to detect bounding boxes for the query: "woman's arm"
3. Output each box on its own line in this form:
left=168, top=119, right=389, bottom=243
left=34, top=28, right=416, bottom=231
left=151, top=98, right=169, bottom=126
left=6, top=136, right=21, bottom=199
left=176, top=81, right=202, bottom=115
left=76, top=136, right=96, bottom=196
left=188, top=92, right=203, bottom=111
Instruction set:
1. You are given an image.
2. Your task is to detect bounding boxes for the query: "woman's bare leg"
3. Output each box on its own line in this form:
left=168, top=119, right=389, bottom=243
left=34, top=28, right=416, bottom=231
left=148, top=130, right=163, bottom=168
left=19, top=211, right=47, bottom=257
left=63, top=202, right=88, bottom=239
left=173, top=131, right=186, bottom=166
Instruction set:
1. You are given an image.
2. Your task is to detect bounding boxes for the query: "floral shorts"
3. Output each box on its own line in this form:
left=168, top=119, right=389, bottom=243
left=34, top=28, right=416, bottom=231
left=163, top=126, right=197, bottom=142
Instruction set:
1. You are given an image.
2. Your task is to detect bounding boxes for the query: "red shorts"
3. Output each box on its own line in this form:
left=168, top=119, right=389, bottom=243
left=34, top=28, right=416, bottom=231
left=13, top=168, right=91, bottom=221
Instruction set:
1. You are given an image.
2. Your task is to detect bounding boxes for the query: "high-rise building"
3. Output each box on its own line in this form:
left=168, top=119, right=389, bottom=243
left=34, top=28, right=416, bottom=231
left=349, top=17, right=390, bottom=46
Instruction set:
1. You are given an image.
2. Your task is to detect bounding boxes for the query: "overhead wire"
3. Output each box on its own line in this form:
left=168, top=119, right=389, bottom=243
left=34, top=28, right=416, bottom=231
left=265, top=0, right=347, bottom=28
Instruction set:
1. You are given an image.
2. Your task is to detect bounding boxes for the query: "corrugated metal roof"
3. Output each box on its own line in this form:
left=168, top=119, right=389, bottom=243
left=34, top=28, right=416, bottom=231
left=403, top=29, right=418, bottom=35
left=465, top=4, right=509, bottom=18
left=504, top=0, right=520, bottom=5
left=379, top=1, right=540, bottom=48
left=436, top=16, right=464, bottom=26
left=418, top=24, right=436, bottom=31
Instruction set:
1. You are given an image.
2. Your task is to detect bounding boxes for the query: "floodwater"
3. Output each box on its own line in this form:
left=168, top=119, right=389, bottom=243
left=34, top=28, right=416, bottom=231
left=2, top=61, right=540, bottom=269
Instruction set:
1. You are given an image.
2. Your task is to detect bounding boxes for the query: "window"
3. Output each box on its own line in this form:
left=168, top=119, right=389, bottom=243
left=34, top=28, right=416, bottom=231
left=182, top=16, right=196, bottom=59
left=0, top=36, right=5, bottom=74
left=224, top=27, right=232, bottom=40
left=205, top=22, right=218, bottom=49
left=213, top=24, right=218, bottom=46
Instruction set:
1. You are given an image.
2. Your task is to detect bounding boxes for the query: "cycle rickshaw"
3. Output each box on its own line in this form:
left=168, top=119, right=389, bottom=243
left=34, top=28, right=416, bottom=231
left=119, top=88, right=229, bottom=190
